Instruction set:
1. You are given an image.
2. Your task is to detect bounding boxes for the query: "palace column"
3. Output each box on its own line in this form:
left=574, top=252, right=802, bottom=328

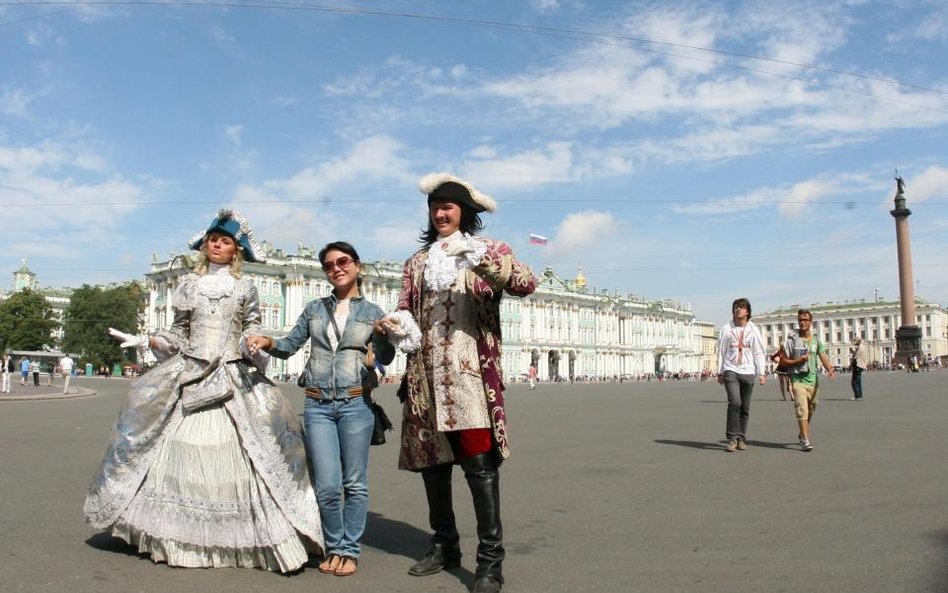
left=890, top=175, right=922, bottom=365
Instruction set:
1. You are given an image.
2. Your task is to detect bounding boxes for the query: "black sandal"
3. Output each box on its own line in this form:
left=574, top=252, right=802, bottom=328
left=333, top=556, right=358, bottom=577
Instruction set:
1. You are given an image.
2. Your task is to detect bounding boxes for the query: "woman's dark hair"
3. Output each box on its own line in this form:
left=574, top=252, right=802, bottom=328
left=318, top=241, right=363, bottom=288
left=732, top=297, right=752, bottom=319
left=419, top=201, right=484, bottom=245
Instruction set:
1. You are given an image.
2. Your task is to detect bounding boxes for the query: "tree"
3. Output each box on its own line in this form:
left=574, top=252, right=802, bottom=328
left=0, top=288, right=58, bottom=352
left=61, top=283, right=144, bottom=368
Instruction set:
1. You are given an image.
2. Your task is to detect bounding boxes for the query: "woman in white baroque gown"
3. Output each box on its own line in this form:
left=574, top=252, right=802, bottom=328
left=83, top=210, right=323, bottom=572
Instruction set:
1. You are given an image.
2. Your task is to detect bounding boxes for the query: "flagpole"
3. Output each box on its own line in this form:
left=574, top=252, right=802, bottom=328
left=528, top=229, right=533, bottom=271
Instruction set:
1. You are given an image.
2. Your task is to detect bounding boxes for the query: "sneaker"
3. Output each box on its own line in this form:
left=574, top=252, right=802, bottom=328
left=736, top=440, right=747, bottom=450
left=725, top=440, right=737, bottom=452
left=801, top=439, right=813, bottom=452
left=798, top=434, right=805, bottom=446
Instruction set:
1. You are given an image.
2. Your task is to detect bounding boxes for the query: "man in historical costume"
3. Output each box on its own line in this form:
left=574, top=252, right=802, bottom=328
left=382, top=173, right=536, bottom=593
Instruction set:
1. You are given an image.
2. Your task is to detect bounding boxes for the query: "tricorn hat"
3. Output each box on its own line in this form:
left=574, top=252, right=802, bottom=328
left=189, top=208, right=265, bottom=263
left=419, top=172, right=497, bottom=213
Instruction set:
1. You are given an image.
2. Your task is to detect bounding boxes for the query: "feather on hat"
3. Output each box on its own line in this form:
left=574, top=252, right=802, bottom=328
left=419, top=172, right=496, bottom=213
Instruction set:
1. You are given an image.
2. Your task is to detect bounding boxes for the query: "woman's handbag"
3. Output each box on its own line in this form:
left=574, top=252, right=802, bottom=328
left=370, top=401, right=393, bottom=446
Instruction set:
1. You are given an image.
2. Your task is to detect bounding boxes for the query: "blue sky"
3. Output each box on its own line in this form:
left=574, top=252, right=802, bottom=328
left=2, top=0, right=947, bottom=325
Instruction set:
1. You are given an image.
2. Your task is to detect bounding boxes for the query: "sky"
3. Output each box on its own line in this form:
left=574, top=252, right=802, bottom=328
left=2, top=0, right=947, bottom=326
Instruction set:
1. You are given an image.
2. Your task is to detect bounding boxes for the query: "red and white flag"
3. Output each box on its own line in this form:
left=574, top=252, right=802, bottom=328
left=529, top=233, right=548, bottom=245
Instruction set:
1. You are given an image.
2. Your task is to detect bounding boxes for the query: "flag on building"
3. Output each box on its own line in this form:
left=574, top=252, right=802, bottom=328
left=529, top=233, right=548, bottom=245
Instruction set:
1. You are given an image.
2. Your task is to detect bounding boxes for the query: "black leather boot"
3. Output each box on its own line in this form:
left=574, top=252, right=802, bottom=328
left=462, top=453, right=504, bottom=593
left=408, top=464, right=461, bottom=576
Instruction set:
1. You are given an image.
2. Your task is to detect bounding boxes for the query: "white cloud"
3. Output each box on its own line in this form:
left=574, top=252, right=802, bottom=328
left=267, top=135, right=413, bottom=199
left=530, top=0, right=560, bottom=11
left=460, top=142, right=579, bottom=190
left=0, top=140, right=143, bottom=243
left=0, top=86, right=39, bottom=117
left=457, top=142, right=636, bottom=192
left=905, top=165, right=948, bottom=203
left=225, top=125, right=244, bottom=146
left=886, top=6, right=948, bottom=43
left=212, top=25, right=236, bottom=44
left=676, top=170, right=882, bottom=218
left=550, top=210, right=619, bottom=253
left=674, top=187, right=781, bottom=215
left=777, top=178, right=841, bottom=218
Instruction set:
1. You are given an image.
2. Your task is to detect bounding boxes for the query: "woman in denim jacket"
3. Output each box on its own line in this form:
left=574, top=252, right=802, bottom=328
left=248, top=241, right=395, bottom=577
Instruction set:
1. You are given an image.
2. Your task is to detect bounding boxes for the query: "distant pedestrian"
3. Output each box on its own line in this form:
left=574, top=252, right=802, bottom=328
left=60, top=354, right=74, bottom=394
left=716, top=298, right=767, bottom=452
left=20, top=357, right=30, bottom=386
left=30, top=360, right=40, bottom=386
left=47, top=362, right=56, bottom=386
left=527, top=365, right=537, bottom=390
left=771, top=346, right=791, bottom=401
left=849, top=337, right=869, bottom=400
left=1, top=354, right=12, bottom=393
left=780, top=309, right=835, bottom=452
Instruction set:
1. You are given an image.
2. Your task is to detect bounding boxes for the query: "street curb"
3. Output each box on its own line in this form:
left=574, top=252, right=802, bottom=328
left=0, top=387, right=98, bottom=401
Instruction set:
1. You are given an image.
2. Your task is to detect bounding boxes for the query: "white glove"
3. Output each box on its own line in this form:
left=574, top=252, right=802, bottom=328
left=443, top=240, right=474, bottom=257
left=383, top=310, right=422, bottom=353
left=240, top=336, right=269, bottom=372
left=380, top=314, right=406, bottom=338
left=108, top=327, right=149, bottom=349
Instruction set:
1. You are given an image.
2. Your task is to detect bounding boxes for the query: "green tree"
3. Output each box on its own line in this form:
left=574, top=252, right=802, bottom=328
left=0, top=288, right=58, bottom=352
left=61, top=283, right=144, bottom=368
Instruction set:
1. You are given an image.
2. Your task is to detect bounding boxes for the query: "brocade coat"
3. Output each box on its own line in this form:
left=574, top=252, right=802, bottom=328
left=396, top=237, right=535, bottom=471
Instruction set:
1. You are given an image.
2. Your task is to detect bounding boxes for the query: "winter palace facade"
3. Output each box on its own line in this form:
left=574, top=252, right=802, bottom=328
left=143, top=242, right=709, bottom=381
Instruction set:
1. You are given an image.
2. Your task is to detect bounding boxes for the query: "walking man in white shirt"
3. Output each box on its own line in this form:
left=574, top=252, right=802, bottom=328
left=60, top=354, right=74, bottom=394
left=717, top=298, right=767, bottom=452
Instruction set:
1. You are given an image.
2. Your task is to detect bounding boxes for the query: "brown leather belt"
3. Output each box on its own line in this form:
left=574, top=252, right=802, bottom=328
left=304, top=386, right=366, bottom=400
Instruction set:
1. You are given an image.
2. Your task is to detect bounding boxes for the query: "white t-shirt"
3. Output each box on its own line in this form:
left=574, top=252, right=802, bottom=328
left=60, top=356, right=74, bottom=372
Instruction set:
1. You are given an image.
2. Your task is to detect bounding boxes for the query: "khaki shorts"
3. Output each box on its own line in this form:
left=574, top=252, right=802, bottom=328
left=791, top=382, right=818, bottom=420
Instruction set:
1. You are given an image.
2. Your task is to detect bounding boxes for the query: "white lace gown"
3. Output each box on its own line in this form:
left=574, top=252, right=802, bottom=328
left=84, top=266, right=323, bottom=572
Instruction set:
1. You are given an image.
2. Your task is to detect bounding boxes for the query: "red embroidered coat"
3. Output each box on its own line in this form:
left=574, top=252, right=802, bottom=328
left=396, top=238, right=536, bottom=470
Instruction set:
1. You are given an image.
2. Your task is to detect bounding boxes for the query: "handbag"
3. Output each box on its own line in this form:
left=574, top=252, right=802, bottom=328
left=370, top=400, right=393, bottom=446
left=180, top=359, right=235, bottom=412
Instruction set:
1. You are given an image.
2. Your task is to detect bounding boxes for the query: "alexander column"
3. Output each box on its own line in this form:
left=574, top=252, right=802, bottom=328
left=890, top=173, right=922, bottom=365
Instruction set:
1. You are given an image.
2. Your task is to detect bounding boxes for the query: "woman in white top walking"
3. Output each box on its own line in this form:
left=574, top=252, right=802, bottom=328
left=716, top=298, right=767, bottom=452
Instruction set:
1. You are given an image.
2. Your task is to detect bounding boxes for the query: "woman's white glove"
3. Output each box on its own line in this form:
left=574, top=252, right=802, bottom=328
left=108, top=327, right=148, bottom=349
left=240, top=336, right=269, bottom=372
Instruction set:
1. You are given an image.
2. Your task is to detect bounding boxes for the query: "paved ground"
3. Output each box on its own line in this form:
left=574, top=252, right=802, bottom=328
left=0, top=375, right=96, bottom=401
left=1, top=371, right=946, bottom=593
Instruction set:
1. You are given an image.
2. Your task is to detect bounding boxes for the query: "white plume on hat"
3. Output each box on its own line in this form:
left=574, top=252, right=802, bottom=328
left=419, top=172, right=497, bottom=213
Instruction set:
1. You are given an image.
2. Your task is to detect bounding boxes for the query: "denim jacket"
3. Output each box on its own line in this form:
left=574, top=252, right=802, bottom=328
left=269, top=295, right=395, bottom=399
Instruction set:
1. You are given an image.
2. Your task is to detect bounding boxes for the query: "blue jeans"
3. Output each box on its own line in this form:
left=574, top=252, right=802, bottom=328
left=303, top=396, right=374, bottom=557
left=851, top=366, right=864, bottom=399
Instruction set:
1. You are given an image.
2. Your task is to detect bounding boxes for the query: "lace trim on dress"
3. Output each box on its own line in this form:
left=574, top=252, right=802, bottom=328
left=197, top=263, right=237, bottom=301
left=111, top=521, right=308, bottom=572
left=385, top=309, right=422, bottom=353
left=222, top=366, right=324, bottom=545
left=423, top=232, right=487, bottom=292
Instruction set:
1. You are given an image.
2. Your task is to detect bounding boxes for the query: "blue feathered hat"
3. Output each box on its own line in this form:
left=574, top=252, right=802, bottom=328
left=189, top=209, right=265, bottom=263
